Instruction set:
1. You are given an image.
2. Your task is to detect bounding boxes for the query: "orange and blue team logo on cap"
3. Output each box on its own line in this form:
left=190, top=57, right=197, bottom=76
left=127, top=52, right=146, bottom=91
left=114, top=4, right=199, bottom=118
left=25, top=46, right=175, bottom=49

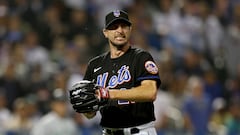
left=113, top=10, right=121, bottom=17
left=145, top=61, right=158, bottom=74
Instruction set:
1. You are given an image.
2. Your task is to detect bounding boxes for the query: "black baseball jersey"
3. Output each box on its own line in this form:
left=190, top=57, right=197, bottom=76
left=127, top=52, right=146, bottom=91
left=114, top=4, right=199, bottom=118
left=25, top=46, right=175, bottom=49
left=83, top=47, right=161, bottom=128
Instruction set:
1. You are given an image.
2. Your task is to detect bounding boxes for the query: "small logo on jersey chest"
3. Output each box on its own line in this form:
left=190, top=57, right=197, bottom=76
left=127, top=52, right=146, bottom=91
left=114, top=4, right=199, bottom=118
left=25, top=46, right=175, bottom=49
left=94, top=67, right=102, bottom=72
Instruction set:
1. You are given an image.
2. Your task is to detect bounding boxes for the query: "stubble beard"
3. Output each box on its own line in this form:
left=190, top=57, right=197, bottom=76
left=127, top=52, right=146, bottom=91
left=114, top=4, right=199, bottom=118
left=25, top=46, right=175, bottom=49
left=110, top=40, right=127, bottom=50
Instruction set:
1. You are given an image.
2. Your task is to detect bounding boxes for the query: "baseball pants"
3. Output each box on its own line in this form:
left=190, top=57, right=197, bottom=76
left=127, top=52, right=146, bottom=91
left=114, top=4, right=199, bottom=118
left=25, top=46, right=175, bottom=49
left=102, top=121, right=157, bottom=135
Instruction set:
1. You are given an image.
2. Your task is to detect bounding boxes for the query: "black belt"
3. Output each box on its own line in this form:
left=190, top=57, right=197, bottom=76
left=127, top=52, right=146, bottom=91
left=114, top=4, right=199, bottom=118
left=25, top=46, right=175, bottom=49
left=105, top=128, right=139, bottom=135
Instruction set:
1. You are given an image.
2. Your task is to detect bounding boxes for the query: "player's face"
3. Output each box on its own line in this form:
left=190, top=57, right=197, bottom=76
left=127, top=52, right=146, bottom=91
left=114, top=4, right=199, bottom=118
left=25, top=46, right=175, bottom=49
left=103, top=21, right=132, bottom=48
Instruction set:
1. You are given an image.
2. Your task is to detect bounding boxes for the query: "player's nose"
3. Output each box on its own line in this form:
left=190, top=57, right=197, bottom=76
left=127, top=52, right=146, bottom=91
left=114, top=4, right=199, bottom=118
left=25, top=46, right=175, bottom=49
left=116, top=25, right=124, bottom=32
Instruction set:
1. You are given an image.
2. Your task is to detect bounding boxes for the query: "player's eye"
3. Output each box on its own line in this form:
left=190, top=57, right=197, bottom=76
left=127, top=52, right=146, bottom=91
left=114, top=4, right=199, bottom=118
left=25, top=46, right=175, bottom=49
left=107, top=21, right=130, bottom=30
left=107, top=24, right=119, bottom=30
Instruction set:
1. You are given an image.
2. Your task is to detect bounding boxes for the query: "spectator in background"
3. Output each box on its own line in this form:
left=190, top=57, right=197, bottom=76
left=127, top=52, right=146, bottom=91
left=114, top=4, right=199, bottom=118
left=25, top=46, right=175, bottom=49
left=73, top=111, right=102, bottom=135
left=4, top=97, right=34, bottom=135
left=88, top=0, right=133, bottom=27
left=150, top=0, right=180, bottom=51
left=154, top=71, right=188, bottom=135
left=66, top=8, right=105, bottom=56
left=67, top=9, right=94, bottom=40
left=0, top=91, right=12, bottom=134
left=213, top=0, right=232, bottom=27
left=23, top=31, right=49, bottom=70
left=0, top=62, right=24, bottom=110
left=24, top=94, right=42, bottom=129
left=50, top=37, right=68, bottom=68
left=225, top=77, right=240, bottom=106
left=10, top=0, right=46, bottom=28
left=208, top=97, right=228, bottom=135
left=182, top=76, right=213, bottom=135
left=197, top=0, right=224, bottom=62
left=5, top=15, right=26, bottom=43
left=179, top=48, right=205, bottom=76
left=203, top=69, right=224, bottom=103
left=223, top=3, right=240, bottom=77
left=71, top=34, right=91, bottom=68
left=31, top=88, right=78, bottom=135
left=159, top=0, right=203, bottom=59
left=63, top=0, right=87, bottom=10
left=23, top=30, right=54, bottom=82
left=34, top=3, right=68, bottom=49
left=9, top=42, right=28, bottom=82
left=226, top=98, right=240, bottom=135
left=154, top=88, right=173, bottom=135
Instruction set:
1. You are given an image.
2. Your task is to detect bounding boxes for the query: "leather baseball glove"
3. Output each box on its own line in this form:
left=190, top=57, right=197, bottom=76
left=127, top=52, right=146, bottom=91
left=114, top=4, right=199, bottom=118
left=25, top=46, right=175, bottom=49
left=69, top=80, right=109, bottom=113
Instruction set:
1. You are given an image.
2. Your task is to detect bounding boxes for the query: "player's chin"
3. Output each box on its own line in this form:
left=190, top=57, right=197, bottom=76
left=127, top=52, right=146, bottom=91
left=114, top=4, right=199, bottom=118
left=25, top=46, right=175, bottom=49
left=111, top=40, right=127, bottom=47
left=118, top=42, right=127, bottom=46
left=115, top=43, right=128, bottom=49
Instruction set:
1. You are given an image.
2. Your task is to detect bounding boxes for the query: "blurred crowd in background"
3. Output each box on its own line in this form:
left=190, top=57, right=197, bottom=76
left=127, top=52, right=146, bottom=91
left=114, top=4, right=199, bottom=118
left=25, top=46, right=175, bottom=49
left=0, top=0, right=240, bottom=135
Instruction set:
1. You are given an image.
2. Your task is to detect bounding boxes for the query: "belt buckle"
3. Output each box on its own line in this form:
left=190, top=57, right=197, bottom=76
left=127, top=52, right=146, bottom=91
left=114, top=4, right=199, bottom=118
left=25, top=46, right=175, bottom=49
left=106, top=129, right=124, bottom=135
left=130, top=128, right=139, bottom=134
left=106, top=127, right=139, bottom=135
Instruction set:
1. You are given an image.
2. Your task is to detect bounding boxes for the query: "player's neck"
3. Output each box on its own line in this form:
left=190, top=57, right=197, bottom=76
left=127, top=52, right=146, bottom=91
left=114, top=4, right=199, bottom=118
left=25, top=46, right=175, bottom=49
left=110, top=44, right=130, bottom=59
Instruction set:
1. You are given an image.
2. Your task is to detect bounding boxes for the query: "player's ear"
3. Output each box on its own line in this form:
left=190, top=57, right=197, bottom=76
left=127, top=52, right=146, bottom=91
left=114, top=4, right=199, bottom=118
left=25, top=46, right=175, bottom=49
left=103, top=29, right=108, bottom=38
left=129, top=25, right=132, bottom=32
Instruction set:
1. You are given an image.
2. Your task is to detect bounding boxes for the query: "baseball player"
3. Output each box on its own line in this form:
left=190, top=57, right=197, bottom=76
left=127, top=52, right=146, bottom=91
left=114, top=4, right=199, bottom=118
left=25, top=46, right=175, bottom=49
left=69, top=10, right=161, bottom=135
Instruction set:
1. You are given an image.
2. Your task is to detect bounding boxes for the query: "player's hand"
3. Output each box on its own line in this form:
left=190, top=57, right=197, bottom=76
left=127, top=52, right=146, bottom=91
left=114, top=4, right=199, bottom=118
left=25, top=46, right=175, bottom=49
left=83, top=112, right=97, bottom=119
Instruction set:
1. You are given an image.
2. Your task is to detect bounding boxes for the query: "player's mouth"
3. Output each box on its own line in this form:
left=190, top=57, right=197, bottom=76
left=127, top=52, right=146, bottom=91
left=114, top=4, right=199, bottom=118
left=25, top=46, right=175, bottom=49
left=115, top=36, right=125, bottom=40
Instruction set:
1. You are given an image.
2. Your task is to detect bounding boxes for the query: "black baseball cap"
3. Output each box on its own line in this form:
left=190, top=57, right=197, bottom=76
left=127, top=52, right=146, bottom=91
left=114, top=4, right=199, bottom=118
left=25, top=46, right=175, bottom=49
left=105, top=10, right=132, bottom=29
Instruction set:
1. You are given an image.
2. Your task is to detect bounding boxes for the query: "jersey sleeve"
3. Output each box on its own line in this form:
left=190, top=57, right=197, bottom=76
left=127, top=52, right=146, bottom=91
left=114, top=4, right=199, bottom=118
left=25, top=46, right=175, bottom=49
left=135, top=51, right=161, bottom=88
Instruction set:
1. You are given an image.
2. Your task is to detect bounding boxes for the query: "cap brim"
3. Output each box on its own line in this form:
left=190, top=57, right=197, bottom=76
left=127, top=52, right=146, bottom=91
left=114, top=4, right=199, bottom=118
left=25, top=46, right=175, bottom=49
left=105, top=18, right=131, bottom=29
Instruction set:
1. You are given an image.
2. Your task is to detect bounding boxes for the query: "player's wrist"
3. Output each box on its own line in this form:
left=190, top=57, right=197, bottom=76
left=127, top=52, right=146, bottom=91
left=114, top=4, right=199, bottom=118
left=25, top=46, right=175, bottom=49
left=99, top=87, right=110, bottom=99
left=97, top=87, right=110, bottom=106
